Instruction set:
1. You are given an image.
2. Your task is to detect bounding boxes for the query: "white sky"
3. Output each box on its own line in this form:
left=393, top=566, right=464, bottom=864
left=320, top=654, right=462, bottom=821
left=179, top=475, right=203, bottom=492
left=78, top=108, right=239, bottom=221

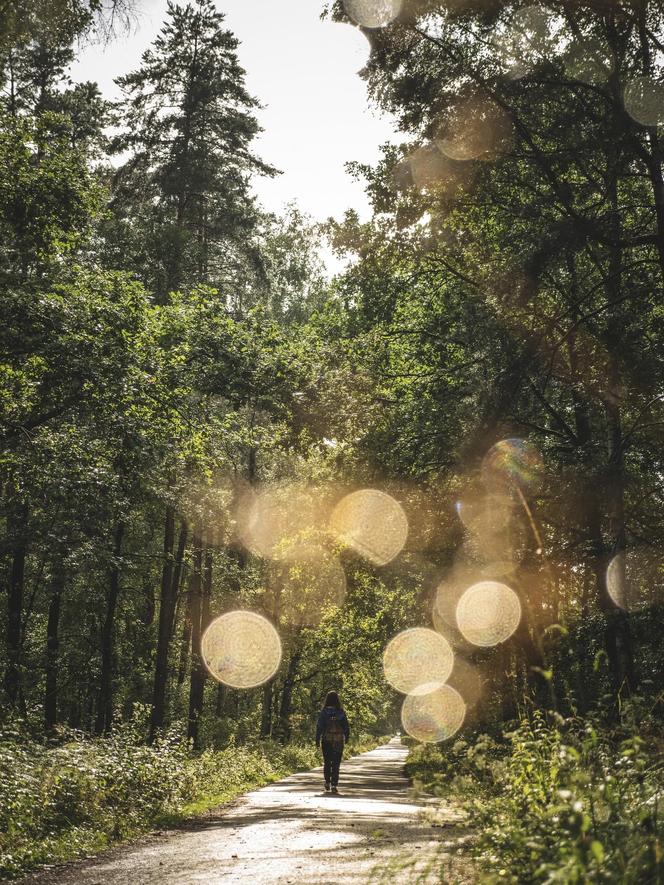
left=72, top=0, right=398, bottom=222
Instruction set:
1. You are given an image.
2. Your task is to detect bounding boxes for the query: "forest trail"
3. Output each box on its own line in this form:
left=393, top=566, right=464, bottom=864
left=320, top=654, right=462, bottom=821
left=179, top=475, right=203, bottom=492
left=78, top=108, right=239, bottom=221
left=20, top=739, right=475, bottom=885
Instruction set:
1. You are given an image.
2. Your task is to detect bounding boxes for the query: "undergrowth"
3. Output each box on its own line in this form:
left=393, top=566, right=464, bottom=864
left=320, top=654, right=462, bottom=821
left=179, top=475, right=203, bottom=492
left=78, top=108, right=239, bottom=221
left=405, top=703, right=664, bottom=883
left=0, top=714, right=384, bottom=880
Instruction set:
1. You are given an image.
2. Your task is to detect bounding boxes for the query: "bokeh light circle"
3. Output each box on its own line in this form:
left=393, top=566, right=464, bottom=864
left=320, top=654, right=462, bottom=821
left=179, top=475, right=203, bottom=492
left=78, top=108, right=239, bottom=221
left=456, top=581, right=521, bottom=647
left=201, top=611, right=282, bottom=689
left=607, top=552, right=627, bottom=609
left=267, top=544, right=346, bottom=627
left=434, top=562, right=478, bottom=630
left=463, top=506, right=526, bottom=577
left=383, top=627, right=454, bottom=695
left=606, top=548, right=663, bottom=611
left=330, top=489, right=408, bottom=565
left=455, top=492, right=514, bottom=530
left=407, top=143, right=465, bottom=195
left=496, top=5, right=553, bottom=79
left=343, top=0, right=402, bottom=28
left=624, top=78, right=664, bottom=128
left=482, top=438, right=542, bottom=493
left=331, top=21, right=371, bottom=72
left=437, top=94, right=513, bottom=161
left=564, top=40, right=612, bottom=85
left=401, top=684, right=466, bottom=743
left=236, top=485, right=322, bottom=560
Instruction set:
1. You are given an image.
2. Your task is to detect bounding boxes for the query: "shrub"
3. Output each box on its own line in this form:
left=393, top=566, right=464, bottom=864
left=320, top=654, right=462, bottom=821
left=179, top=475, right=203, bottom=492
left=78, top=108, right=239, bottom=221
left=405, top=710, right=664, bottom=883
left=0, top=718, right=383, bottom=880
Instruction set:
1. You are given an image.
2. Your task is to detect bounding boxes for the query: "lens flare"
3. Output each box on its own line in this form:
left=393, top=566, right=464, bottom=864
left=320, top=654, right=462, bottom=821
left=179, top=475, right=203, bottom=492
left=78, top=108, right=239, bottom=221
left=331, top=21, right=372, bottom=72
left=408, top=143, right=465, bottom=195
left=463, top=510, right=526, bottom=577
left=437, top=94, right=513, bottom=162
left=236, top=485, right=322, bottom=560
left=401, top=684, right=466, bottom=742
left=448, top=657, right=483, bottom=709
left=455, top=492, right=514, bottom=530
left=343, top=0, right=402, bottom=28
left=496, top=5, right=553, bottom=79
left=606, top=548, right=663, bottom=611
left=456, top=581, right=521, bottom=647
left=434, top=562, right=478, bottom=628
left=607, top=552, right=627, bottom=609
left=564, top=40, right=612, bottom=85
left=330, top=489, right=408, bottom=565
left=201, top=611, right=282, bottom=689
left=624, top=78, right=664, bottom=128
left=482, top=438, right=542, bottom=493
left=383, top=627, right=454, bottom=695
left=266, top=544, right=346, bottom=627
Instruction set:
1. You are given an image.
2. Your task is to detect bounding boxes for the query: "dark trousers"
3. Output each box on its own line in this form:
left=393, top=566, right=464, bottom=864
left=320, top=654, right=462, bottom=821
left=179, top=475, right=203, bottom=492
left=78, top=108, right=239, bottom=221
left=322, top=740, right=343, bottom=786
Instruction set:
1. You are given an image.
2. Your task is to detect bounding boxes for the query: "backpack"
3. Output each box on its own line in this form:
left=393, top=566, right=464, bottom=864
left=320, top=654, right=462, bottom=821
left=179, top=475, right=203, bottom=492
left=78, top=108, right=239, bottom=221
left=323, top=710, right=345, bottom=746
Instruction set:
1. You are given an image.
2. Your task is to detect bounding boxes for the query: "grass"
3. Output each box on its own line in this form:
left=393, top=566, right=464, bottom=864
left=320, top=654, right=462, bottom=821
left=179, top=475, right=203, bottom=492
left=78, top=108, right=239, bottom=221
left=0, top=719, right=388, bottom=881
left=403, top=708, right=664, bottom=883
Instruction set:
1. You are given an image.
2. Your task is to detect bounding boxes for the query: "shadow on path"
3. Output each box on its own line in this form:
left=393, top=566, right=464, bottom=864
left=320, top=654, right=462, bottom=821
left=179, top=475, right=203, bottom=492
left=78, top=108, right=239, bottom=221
left=19, top=738, right=475, bottom=885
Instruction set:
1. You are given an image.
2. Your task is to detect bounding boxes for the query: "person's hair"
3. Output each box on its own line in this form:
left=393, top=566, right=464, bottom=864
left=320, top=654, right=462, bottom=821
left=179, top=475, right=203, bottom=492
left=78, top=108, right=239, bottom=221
left=323, top=690, right=341, bottom=709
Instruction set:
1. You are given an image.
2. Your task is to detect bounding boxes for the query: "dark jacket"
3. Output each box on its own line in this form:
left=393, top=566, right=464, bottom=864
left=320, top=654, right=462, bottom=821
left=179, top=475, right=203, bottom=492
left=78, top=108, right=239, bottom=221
left=316, top=706, right=350, bottom=746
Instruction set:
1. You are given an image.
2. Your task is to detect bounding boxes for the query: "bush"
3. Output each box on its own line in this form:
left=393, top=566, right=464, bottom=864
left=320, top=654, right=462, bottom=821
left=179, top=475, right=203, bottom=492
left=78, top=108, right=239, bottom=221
left=0, top=717, right=379, bottom=881
left=405, top=709, right=664, bottom=883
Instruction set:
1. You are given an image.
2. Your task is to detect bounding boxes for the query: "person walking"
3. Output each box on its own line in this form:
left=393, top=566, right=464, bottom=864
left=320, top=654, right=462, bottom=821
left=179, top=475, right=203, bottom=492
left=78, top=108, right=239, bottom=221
left=316, top=690, right=350, bottom=794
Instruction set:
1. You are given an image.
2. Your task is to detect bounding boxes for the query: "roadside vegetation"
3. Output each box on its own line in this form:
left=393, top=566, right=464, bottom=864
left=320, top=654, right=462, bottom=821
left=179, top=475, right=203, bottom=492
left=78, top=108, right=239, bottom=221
left=406, top=698, right=664, bottom=882
left=0, top=710, right=385, bottom=880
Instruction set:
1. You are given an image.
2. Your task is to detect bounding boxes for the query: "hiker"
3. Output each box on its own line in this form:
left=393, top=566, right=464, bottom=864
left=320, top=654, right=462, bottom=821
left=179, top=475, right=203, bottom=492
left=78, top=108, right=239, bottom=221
left=316, top=690, right=350, bottom=794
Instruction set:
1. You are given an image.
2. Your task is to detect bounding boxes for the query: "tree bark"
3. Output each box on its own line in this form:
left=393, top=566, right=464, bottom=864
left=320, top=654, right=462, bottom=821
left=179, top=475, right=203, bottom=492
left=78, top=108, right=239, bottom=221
left=96, top=523, right=124, bottom=734
left=603, top=365, right=637, bottom=697
left=275, top=649, right=300, bottom=744
left=187, top=529, right=205, bottom=747
left=215, top=682, right=226, bottom=718
left=5, top=529, right=26, bottom=711
left=176, top=608, right=192, bottom=687
left=260, top=680, right=273, bottom=738
left=635, top=7, right=664, bottom=284
left=600, top=127, right=636, bottom=698
left=150, top=506, right=177, bottom=740
left=44, top=560, right=65, bottom=731
left=169, top=522, right=189, bottom=635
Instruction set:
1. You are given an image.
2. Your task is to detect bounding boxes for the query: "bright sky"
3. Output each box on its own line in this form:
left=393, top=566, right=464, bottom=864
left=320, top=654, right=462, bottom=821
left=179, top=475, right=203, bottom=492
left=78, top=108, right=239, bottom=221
left=72, top=0, right=398, bottom=222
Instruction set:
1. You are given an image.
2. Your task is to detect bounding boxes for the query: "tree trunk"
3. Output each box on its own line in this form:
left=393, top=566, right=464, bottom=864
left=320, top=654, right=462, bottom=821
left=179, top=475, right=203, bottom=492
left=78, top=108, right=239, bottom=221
left=169, top=522, right=189, bottom=632
left=600, top=134, right=636, bottom=699
left=260, top=680, right=273, bottom=738
left=275, top=649, right=300, bottom=744
left=177, top=608, right=192, bottom=687
left=635, top=9, right=664, bottom=283
left=96, top=523, right=124, bottom=734
left=216, top=682, right=226, bottom=718
left=5, top=528, right=26, bottom=711
left=44, top=560, right=65, bottom=731
left=150, top=506, right=177, bottom=740
left=187, top=529, right=205, bottom=747
left=603, top=368, right=637, bottom=697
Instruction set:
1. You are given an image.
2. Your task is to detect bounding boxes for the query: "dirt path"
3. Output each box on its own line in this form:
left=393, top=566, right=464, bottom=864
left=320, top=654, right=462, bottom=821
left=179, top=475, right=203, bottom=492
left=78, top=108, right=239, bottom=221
left=21, top=738, right=474, bottom=885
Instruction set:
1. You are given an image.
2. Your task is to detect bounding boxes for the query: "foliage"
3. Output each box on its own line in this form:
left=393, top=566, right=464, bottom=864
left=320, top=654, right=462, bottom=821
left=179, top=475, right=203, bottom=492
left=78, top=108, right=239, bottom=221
left=405, top=708, right=664, bottom=883
left=2, top=0, right=664, bottom=878
left=0, top=713, right=327, bottom=880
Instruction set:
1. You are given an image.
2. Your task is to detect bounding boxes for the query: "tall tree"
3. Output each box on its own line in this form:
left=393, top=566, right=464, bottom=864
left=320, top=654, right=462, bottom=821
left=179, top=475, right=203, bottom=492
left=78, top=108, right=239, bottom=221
left=111, top=0, right=275, bottom=301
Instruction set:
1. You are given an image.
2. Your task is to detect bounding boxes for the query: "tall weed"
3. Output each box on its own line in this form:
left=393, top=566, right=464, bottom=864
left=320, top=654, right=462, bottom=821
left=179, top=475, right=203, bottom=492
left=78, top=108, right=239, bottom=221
left=405, top=710, right=664, bottom=883
left=0, top=719, right=322, bottom=880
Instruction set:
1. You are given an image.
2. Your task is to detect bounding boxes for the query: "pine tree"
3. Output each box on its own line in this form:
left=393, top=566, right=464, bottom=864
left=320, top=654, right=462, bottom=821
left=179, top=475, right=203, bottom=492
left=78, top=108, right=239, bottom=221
left=111, top=0, right=275, bottom=301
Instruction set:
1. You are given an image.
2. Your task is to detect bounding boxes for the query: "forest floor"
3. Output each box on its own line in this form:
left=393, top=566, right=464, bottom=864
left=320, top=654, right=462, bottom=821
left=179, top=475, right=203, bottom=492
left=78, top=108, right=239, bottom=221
left=18, top=738, right=476, bottom=884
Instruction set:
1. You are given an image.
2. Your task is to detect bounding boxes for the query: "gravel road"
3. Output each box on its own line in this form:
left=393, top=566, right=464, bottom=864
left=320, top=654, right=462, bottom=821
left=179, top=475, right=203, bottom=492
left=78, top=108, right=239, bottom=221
left=20, top=738, right=474, bottom=885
